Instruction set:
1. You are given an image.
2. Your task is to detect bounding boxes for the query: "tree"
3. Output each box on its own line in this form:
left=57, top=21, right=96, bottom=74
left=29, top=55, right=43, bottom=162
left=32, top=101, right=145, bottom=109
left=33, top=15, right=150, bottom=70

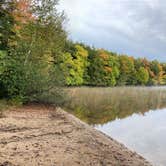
left=88, top=49, right=119, bottom=86
left=0, top=0, right=16, bottom=50
left=88, top=53, right=106, bottom=86
left=136, top=67, right=149, bottom=85
left=0, top=0, right=16, bottom=97
left=99, top=50, right=120, bottom=86
left=1, top=0, right=67, bottom=104
left=118, top=55, right=135, bottom=85
left=59, top=44, right=89, bottom=86
left=149, top=60, right=164, bottom=85
left=162, top=63, right=166, bottom=85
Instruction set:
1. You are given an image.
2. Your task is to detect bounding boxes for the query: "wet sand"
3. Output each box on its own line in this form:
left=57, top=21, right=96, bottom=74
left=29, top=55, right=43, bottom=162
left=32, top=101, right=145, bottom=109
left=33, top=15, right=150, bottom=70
left=0, top=105, right=152, bottom=166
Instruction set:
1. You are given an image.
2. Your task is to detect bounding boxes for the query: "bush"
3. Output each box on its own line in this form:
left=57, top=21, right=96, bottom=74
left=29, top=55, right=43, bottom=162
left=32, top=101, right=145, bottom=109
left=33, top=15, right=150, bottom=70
left=0, top=0, right=67, bottom=106
left=1, top=55, right=66, bottom=105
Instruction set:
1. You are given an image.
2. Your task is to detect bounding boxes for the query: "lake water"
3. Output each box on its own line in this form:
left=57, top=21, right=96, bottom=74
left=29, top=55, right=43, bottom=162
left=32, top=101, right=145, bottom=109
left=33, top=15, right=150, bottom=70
left=66, top=87, right=166, bottom=166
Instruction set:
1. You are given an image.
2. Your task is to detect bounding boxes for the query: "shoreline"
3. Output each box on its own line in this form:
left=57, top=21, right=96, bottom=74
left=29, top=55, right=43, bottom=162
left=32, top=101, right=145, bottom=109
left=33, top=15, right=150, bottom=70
left=0, top=105, right=152, bottom=166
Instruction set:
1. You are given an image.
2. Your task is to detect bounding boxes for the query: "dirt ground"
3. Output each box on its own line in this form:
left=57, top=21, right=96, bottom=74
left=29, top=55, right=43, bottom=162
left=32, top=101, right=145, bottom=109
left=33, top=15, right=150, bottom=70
left=0, top=105, right=152, bottom=166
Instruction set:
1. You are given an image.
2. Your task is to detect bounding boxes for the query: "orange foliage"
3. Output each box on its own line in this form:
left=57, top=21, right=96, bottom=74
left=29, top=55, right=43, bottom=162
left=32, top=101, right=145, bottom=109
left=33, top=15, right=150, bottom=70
left=158, top=64, right=163, bottom=71
left=12, top=0, right=33, bottom=29
left=98, top=50, right=109, bottom=60
left=129, top=56, right=134, bottom=62
left=149, top=70, right=155, bottom=78
left=104, top=66, right=112, bottom=73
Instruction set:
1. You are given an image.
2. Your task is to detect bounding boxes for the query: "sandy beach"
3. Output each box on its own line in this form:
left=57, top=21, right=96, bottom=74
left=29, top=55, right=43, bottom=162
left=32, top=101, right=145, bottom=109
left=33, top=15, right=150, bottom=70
left=0, top=105, right=152, bottom=166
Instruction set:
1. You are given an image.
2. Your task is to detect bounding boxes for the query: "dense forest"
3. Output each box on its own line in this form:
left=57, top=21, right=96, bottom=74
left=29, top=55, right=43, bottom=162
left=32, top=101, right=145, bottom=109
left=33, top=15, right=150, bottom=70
left=0, top=0, right=166, bottom=104
left=62, top=42, right=166, bottom=86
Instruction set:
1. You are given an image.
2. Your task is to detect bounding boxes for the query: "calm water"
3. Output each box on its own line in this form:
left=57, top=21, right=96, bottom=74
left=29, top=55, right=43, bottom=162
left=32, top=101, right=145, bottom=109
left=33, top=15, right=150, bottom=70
left=66, top=87, right=166, bottom=166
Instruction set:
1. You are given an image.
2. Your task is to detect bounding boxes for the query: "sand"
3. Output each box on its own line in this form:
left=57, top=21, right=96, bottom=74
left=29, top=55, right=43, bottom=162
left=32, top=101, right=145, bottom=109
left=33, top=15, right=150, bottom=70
left=0, top=105, right=152, bottom=166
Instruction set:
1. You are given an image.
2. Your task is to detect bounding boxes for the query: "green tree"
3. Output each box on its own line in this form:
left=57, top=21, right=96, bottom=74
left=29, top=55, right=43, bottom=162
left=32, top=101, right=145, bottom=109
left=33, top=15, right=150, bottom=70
left=0, top=0, right=16, bottom=97
left=59, top=44, right=89, bottom=86
left=88, top=54, right=106, bottom=86
left=0, top=0, right=15, bottom=50
left=136, top=67, right=149, bottom=85
left=1, top=0, right=67, bottom=104
left=88, top=49, right=119, bottom=86
left=118, top=55, right=135, bottom=85
left=149, top=60, right=164, bottom=85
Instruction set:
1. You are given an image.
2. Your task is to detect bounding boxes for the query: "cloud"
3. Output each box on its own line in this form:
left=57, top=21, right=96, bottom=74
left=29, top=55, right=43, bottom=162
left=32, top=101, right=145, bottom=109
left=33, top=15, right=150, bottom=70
left=59, top=0, right=166, bottom=62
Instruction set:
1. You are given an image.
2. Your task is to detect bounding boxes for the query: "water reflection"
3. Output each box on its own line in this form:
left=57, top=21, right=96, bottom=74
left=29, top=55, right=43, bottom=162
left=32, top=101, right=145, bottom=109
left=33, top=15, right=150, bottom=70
left=96, top=109, right=166, bottom=166
left=66, top=87, right=166, bottom=125
left=65, top=87, right=166, bottom=165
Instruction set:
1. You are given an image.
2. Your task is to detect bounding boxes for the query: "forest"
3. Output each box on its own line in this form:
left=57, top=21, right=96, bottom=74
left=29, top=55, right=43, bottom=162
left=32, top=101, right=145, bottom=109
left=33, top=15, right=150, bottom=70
left=0, top=0, right=166, bottom=104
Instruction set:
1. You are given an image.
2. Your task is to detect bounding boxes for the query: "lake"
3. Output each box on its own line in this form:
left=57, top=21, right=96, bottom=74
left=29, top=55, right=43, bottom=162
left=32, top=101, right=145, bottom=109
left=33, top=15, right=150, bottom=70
left=66, top=87, right=166, bottom=166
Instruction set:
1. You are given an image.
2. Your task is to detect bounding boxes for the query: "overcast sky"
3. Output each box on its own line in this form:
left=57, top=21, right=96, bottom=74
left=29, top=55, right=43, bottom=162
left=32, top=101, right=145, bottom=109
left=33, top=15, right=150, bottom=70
left=59, top=0, right=166, bottom=62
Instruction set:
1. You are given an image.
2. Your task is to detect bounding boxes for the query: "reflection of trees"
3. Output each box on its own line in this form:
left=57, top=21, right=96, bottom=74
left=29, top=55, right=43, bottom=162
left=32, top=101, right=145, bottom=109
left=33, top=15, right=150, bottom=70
left=65, top=87, right=166, bottom=125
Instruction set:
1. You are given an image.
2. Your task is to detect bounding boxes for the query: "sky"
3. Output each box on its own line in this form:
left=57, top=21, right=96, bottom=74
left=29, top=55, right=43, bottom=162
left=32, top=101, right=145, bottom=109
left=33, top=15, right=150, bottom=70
left=59, top=0, right=166, bottom=62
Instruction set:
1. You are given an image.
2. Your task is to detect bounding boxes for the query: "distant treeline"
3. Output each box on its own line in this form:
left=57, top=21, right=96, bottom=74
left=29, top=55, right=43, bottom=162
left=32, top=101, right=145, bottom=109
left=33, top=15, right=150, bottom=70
left=60, top=42, right=166, bottom=86
left=0, top=0, right=166, bottom=104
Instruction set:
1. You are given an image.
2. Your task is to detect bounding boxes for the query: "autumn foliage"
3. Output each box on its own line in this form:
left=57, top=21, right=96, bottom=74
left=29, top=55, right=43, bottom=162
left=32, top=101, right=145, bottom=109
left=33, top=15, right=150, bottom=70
left=0, top=0, right=166, bottom=104
left=61, top=42, right=166, bottom=86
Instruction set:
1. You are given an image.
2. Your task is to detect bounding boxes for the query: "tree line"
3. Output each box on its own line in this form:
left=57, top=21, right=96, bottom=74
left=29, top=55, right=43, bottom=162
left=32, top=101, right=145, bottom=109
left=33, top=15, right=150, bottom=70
left=0, top=0, right=166, bottom=104
left=61, top=42, right=166, bottom=86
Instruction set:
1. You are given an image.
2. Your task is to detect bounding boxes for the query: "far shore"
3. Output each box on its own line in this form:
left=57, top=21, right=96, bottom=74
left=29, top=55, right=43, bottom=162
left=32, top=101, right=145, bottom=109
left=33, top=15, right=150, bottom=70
left=0, top=105, right=152, bottom=166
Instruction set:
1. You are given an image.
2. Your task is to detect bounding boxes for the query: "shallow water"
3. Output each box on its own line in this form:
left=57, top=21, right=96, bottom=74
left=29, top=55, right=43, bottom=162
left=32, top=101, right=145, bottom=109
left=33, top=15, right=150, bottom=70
left=96, top=108, right=166, bottom=166
left=67, top=87, right=166, bottom=166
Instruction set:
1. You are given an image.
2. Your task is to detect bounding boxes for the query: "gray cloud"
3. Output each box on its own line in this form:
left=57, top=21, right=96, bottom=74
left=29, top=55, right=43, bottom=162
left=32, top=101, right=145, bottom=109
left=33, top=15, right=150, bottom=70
left=59, top=0, right=166, bottom=62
